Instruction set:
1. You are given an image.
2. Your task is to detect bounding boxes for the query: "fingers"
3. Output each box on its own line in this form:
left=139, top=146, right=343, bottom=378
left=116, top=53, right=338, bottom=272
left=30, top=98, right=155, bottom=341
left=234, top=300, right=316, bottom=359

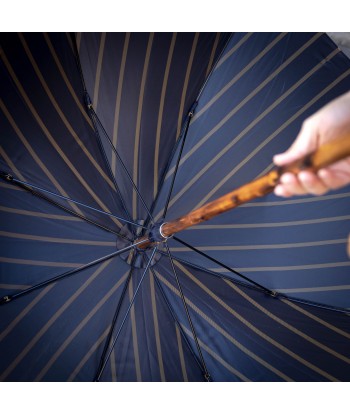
left=274, top=171, right=329, bottom=197
left=298, top=171, right=329, bottom=195
left=274, top=173, right=305, bottom=197
left=318, top=166, right=350, bottom=190
left=273, top=152, right=297, bottom=166
left=274, top=117, right=319, bottom=167
left=274, top=159, right=350, bottom=198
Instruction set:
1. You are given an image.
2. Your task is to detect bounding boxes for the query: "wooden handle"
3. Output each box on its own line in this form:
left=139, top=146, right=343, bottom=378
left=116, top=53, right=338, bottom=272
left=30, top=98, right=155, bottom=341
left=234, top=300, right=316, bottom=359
left=161, top=134, right=350, bottom=238
left=136, top=135, right=350, bottom=249
left=278, top=134, right=350, bottom=175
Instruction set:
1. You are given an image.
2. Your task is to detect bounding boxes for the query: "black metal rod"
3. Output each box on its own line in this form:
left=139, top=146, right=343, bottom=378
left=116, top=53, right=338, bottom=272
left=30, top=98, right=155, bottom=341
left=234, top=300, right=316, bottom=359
left=87, top=100, right=134, bottom=228
left=0, top=238, right=149, bottom=305
left=173, top=236, right=275, bottom=296
left=69, top=33, right=89, bottom=95
left=150, top=35, right=231, bottom=225
left=0, top=173, right=132, bottom=242
left=150, top=267, right=207, bottom=378
left=158, top=246, right=267, bottom=292
left=94, top=246, right=158, bottom=381
left=1, top=174, right=147, bottom=230
left=164, top=242, right=211, bottom=381
left=66, top=34, right=133, bottom=226
left=89, top=107, right=155, bottom=225
left=162, top=108, right=195, bottom=220
left=194, top=33, right=233, bottom=102
left=161, top=242, right=350, bottom=315
left=93, top=259, right=136, bottom=381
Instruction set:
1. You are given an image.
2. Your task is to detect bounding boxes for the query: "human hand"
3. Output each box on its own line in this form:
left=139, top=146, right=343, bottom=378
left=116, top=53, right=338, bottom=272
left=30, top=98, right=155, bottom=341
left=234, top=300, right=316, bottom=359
left=273, top=91, right=350, bottom=198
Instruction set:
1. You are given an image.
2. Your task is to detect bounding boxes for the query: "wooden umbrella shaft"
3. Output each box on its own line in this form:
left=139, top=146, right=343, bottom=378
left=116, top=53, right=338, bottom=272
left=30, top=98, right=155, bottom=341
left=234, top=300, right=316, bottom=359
left=140, top=135, right=350, bottom=247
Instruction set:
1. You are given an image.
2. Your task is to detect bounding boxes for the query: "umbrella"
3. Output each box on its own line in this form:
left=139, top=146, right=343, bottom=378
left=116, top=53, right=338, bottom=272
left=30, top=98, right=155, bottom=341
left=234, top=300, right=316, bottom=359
left=1, top=32, right=350, bottom=382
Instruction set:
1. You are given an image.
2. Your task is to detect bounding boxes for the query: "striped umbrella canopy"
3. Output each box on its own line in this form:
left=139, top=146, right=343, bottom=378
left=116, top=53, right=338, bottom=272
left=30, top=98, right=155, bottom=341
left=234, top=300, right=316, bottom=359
left=0, top=32, right=349, bottom=382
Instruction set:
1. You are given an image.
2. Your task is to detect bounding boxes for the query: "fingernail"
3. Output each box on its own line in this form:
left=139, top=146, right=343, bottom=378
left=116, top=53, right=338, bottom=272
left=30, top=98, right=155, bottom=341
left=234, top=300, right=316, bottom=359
left=280, top=173, right=295, bottom=184
left=273, top=154, right=282, bottom=164
left=274, top=185, right=284, bottom=197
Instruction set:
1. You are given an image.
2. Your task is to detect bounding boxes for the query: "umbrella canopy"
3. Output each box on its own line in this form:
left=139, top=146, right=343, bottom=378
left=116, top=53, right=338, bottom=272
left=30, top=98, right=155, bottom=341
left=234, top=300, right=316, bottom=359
left=0, top=32, right=350, bottom=382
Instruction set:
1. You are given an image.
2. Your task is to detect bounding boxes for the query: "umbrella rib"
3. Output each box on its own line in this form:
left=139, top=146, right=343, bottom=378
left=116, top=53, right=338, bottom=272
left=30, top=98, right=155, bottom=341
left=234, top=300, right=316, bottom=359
left=68, top=36, right=137, bottom=226
left=194, top=33, right=233, bottom=103
left=0, top=173, right=132, bottom=241
left=163, top=240, right=350, bottom=315
left=94, top=246, right=158, bottom=381
left=85, top=105, right=132, bottom=228
left=0, top=173, right=147, bottom=231
left=88, top=107, right=155, bottom=225
left=94, top=260, right=136, bottom=381
left=162, top=107, right=195, bottom=220
left=173, top=236, right=275, bottom=296
left=150, top=35, right=231, bottom=223
left=0, top=239, right=148, bottom=305
left=150, top=267, right=208, bottom=379
left=88, top=101, right=135, bottom=227
left=164, top=242, right=211, bottom=381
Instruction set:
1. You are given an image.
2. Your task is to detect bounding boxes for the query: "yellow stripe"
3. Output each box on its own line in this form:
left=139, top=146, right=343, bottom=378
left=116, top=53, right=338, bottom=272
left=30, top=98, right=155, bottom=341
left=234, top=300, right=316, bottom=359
left=215, top=33, right=253, bottom=70
left=92, top=32, right=106, bottom=109
left=0, top=182, right=22, bottom=191
left=132, top=33, right=154, bottom=220
left=256, top=162, right=275, bottom=178
left=68, top=327, right=110, bottom=381
left=224, top=279, right=350, bottom=364
left=153, top=33, right=177, bottom=198
left=281, top=299, right=350, bottom=339
left=154, top=270, right=292, bottom=381
left=0, top=145, right=26, bottom=181
left=163, top=34, right=322, bottom=184
left=279, top=285, right=350, bottom=294
left=65, top=32, right=74, bottom=52
left=0, top=230, right=115, bottom=246
left=110, top=349, right=117, bottom=382
left=0, top=257, right=83, bottom=268
left=170, top=239, right=347, bottom=251
left=34, top=267, right=129, bottom=381
left=193, top=33, right=288, bottom=121
left=164, top=49, right=343, bottom=216
left=210, top=261, right=350, bottom=273
left=0, top=286, right=54, bottom=343
left=245, top=192, right=350, bottom=207
left=43, top=33, right=93, bottom=127
left=1, top=100, right=84, bottom=216
left=205, top=33, right=221, bottom=77
left=191, top=215, right=350, bottom=229
left=175, top=325, right=188, bottom=381
left=176, top=33, right=199, bottom=138
left=0, top=284, right=30, bottom=290
left=129, top=277, right=142, bottom=381
left=19, top=34, right=116, bottom=191
left=1, top=48, right=122, bottom=229
left=186, top=50, right=343, bottom=212
left=76, top=32, right=82, bottom=51
left=181, top=325, right=251, bottom=381
left=111, top=33, right=130, bottom=175
left=149, top=271, right=166, bottom=381
left=0, top=205, right=80, bottom=221
left=174, top=261, right=340, bottom=381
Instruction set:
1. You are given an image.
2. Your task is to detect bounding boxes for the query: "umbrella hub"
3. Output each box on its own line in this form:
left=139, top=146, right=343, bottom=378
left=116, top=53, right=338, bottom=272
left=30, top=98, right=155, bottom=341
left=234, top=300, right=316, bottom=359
left=116, top=221, right=162, bottom=269
left=148, top=221, right=170, bottom=243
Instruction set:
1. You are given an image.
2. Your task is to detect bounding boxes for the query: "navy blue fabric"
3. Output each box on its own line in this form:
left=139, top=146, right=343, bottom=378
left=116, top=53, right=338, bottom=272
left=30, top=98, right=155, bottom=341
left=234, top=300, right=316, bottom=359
left=0, top=33, right=128, bottom=233
left=155, top=257, right=350, bottom=381
left=77, top=33, right=230, bottom=220
left=154, top=32, right=350, bottom=309
left=0, top=32, right=349, bottom=381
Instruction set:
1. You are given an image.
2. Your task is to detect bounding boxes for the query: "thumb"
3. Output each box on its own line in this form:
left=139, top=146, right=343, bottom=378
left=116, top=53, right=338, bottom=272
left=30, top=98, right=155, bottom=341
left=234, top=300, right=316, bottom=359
left=274, top=119, right=319, bottom=166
